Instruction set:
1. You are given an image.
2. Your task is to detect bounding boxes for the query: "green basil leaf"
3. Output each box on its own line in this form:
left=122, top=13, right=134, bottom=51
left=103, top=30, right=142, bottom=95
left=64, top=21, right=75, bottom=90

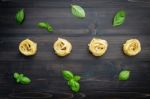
left=47, top=25, right=53, bottom=32
left=68, top=79, right=74, bottom=86
left=14, top=73, right=24, bottom=83
left=113, top=10, right=126, bottom=27
left=62, top=70, right=74, bottom=80
left=16, top=79, right=20, bottom=83
left=70, top=80, right=80, bottom=92
left=18, top=74, right=24, bottom=79
left=37, top=22, right=53, bottom=32
left=20, top=77, right=31, bottom=85
left=68, top=79, right=80, bottom=92
left=17, top=74, right=24, bottom=83
left=14, top=72, right=19, bottom=79
left=16, top=9, right=25, bottom=24
left=119, top=70, right=130, bottom=81
left=73, top=75, right=81, bottom=81
left=37, top=22, right=49, bottom=28
left=71, top=4, right=86, bottom=18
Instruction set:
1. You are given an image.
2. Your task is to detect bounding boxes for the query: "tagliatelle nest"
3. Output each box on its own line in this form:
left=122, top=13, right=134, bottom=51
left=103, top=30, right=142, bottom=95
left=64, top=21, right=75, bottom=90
left=88, top=38, right=108, bottom=56
left=53, top=38, right=72, bottom=56
left=123, top=39, right=141, bottom=56
left=19, top=39, right=37, bottom=56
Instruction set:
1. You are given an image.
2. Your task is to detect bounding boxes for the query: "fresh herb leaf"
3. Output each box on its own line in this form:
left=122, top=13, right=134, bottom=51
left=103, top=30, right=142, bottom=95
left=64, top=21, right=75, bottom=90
left=119, top=70, right=130, bottom=81
left=37, top=22, right=53, bottom=32
left=68, top=79, right=74, bottom=86
left=73, top=75, right=80, bottom=81
left=71, top=4, right=86, bottom=18
left=18, top=74, right=24, bottom=81
left=62, top=70, right=81, bottom=93
left=16, top=9, right=25, bottom=24
left=20, top=77, right=31, bottom=85
left=16, top=79, right=20, bottom=83
left=62, top=70, right=74, bottom=80
left=14, top=73, right=24, bottom=83
left=68, top=79, right=80, bottom=92
left=37, top=22, right=49, bottom=28
left=13, top=73, right=31, bottom=85
left=113, top=10, right=126, bottom=27
left=70, top=80, right=80, bottom=92
left=14, top=72, right=20, bottom=79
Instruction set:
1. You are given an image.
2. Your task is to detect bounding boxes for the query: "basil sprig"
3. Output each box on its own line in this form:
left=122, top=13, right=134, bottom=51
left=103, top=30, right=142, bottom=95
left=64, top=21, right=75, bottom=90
left=14, top=72, right=31, bottom=85
left=71, top=4, right=86, bottom=18
left=62, top=70, right=81, bottom=92
left=113, top=10, right=126, bottom=27
left=37, top=22, right=53, bottom=32
left=119, top=70, right=130, bottom=81
left=16, top=9, right=25, bottom=24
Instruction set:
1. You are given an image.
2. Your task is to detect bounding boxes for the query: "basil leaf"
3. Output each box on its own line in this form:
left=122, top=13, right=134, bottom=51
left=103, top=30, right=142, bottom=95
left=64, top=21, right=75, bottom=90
left=14, top=73, right=24, bottom=83
left=70, top=80, right=80, bottom=92
left=37, top=22, right=49, bottom=28
left=14, top=72, right=19, bottom=79
left=71, top=4, right=86, bottom=18
left=119, top=70, right=130, bottom=81
left=20, top=77, right=31, bottom=85
left=68, top=79, right=74, bottom=86
left=113, top=10, right=126, bottom=27
left=17, top=74, right=24, bottom=83
left=73, top=75, right=80, bottom=81
left=37, top=22, right=53, bottom=32
left=16, top=9, right=25, bottom=24
left=62, top=70, right=74, bottom=80
left=16, top=79, right=20, bottom=83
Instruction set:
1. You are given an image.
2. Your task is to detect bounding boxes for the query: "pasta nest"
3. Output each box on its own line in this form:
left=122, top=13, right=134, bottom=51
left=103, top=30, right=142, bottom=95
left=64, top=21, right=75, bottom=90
left=88, top=38, right=108, bottom=56
left=19, top=39, right=37, bottom=56
left=53, top=38, right=72, bottom=56
left=123, top=39, right=141, bottom=56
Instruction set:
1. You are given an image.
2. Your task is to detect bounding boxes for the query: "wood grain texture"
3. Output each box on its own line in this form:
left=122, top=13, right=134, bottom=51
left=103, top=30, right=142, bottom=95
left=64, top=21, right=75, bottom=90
left=0, top=0, right=150, bottom=99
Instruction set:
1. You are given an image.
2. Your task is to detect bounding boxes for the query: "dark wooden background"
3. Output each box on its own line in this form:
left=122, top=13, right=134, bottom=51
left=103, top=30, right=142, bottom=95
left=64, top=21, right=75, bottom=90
left=0, top=0, right=150, bottom=99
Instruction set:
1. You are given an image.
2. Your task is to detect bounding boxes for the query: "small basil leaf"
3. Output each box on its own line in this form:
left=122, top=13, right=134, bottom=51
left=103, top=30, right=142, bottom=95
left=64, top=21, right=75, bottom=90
left=68, top=79, right=74, bottom=86
left=113, top=10, right=126, bottom=27
left=37, top=22, right=53, bottom=32
left=16, top=79, right=20, bottom=83
left=62, top=70, right=74, bottom=80
left=16, top=9, right=25, bottom=24
left=70, top=80, right=80, bottom=92
left=20, top=74, right=24, bottom=77
left=18, top=74, right=24, bottom=80
left=71, top=4, right=86, bottom=18
left=20, top=77, right=31, bottom=85
left=37, top=22, right=49, bottom=28
left=47, top=25, right=53, bottom=32
left=119, top=70, right=130, bottom=81
left=14, top=72, right=19, bottom=79
left=73, top=75, right=80, bottom=81
left=16, top=74, right=24, bottom=83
